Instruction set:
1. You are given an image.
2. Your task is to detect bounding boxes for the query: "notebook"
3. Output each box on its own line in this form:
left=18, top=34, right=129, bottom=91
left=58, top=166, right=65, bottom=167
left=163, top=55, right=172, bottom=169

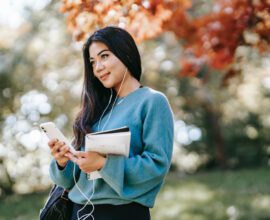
left=85, top=126, right=131, bottom=180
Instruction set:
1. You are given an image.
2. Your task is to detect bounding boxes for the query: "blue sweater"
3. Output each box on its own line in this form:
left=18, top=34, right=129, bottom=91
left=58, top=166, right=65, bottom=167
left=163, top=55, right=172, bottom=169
left=49, top=87, right=174, bottom=208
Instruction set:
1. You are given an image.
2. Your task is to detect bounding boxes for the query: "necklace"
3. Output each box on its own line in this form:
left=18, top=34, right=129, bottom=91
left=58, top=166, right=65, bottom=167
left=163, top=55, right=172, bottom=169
left=116, top=85, right=143, bottom=106
left=116, top=97, right=125, bottom=105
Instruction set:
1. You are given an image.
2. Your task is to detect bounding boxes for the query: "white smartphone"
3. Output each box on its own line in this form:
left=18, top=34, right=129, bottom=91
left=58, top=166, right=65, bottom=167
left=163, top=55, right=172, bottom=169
left=40, top=122, right=76, bottom=155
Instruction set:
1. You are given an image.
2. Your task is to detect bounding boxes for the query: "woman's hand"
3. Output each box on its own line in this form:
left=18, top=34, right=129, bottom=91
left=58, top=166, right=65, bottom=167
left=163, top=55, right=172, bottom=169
left=48, top=138, right=70, bottom=168
left=66, top=151, right=106, bottom=173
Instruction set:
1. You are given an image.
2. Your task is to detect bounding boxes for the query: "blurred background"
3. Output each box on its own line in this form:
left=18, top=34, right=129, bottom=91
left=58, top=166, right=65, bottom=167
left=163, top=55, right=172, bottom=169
left=1, top=0, right=270, bottom=219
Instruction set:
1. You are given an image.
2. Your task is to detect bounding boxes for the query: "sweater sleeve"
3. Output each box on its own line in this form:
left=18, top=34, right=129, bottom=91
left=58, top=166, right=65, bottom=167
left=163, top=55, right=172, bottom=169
left=99, top=93, right=174, bottom=200
left=49, top=159, right=80, bottom=189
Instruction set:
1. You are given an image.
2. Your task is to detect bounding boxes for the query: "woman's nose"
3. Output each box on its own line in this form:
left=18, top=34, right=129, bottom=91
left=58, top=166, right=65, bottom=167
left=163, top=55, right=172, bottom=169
left=95, top=61, right=104, bottom=72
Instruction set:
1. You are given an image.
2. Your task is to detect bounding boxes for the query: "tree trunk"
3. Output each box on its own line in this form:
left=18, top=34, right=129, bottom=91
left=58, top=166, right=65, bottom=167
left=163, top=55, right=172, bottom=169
left=204, top=105, right=227, bottom=168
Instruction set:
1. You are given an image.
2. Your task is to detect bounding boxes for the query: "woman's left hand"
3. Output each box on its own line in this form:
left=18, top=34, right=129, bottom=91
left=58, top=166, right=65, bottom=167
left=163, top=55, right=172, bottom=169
left=66, top=151, right=106, bottom=173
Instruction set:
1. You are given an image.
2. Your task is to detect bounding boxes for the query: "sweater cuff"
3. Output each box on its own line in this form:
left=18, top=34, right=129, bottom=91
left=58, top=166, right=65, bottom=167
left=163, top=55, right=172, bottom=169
left=99, top=155, right=125, bottom=192
left=50, top=159, right=75, bottom=188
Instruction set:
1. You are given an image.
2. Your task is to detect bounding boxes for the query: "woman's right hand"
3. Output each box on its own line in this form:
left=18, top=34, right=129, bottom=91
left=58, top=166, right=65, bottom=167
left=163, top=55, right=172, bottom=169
left=48, top=138, right=70, bottom=168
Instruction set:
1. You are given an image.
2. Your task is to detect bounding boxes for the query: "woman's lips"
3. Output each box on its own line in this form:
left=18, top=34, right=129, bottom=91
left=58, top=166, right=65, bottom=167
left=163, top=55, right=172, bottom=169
left=100, top=72, right=110, bottom=81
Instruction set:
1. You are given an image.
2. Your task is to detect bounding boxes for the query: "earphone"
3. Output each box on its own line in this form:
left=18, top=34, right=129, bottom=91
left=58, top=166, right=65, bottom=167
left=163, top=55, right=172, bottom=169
left=73, top=67, right=128, bottom=220
left=98, top=67, right=128, bottom=131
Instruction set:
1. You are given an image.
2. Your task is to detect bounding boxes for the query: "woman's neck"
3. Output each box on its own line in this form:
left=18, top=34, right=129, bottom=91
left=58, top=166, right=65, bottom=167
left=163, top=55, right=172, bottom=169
left=114, top=75, right=141, bottom=97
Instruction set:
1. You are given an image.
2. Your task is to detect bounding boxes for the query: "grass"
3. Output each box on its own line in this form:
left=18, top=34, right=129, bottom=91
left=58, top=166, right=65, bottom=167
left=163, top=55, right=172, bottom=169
left=0, top=191, right=47, bottom=220
left=1, top=168, right=270, bottom=220
left=152, top=167, right=270, bottom=220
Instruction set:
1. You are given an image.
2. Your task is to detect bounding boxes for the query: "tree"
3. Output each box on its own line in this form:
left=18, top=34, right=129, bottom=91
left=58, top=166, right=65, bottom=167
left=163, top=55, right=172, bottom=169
left=0, top=0, right=83, bottom=196
left=1, top=0, right=269, bottom=197
left=60, top=0, right=270, bottom=77
left=58, top=0, right=270, bottom=168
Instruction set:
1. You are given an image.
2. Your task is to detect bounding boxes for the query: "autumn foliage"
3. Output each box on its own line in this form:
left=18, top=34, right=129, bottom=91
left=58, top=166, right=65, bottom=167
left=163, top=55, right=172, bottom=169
left=60, top=0, right=270, bottom=76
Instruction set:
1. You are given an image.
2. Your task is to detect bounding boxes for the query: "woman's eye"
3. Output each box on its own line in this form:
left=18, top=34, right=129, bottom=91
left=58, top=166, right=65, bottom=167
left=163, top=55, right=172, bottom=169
left=101, top=54, right=109, bottom=59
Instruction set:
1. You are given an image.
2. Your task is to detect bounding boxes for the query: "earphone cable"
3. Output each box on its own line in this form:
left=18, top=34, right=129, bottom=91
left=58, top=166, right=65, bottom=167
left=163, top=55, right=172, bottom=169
left=73, top=68, right=128, bottom=220
left=99, top=68, right=128, bottom=131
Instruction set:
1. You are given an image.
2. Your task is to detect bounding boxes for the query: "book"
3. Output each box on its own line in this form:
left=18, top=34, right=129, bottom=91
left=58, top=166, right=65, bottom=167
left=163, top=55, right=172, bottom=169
left=90, top=126, right=130, bottom=135
left=85, top=126, right=131, bottom=180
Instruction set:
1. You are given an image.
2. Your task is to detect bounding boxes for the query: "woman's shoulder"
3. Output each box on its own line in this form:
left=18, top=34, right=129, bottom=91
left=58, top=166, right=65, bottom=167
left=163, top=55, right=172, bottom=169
left=136, top=87, right=173, bottom=120
left=136, top=87, right=170, bottom=106
left=140, top=87, right=168, bottom=100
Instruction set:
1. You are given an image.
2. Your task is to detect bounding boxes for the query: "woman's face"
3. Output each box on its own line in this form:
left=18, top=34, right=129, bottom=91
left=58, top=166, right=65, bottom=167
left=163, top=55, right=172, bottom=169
left=89, top=41, right=129, bottom=91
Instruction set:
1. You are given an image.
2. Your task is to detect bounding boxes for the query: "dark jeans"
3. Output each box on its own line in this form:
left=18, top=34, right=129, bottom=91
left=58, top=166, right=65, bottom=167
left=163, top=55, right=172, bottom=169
left=71, top=202, right=150, bottom=220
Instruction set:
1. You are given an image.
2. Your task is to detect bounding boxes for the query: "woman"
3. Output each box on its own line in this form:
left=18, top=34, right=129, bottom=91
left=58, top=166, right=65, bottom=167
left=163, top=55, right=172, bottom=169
left=48, top=26, right=174, bottom=220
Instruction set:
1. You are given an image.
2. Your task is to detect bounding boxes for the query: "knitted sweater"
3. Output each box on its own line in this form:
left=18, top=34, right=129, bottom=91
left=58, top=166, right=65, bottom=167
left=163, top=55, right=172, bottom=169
left=49, top=87, right=174, bottom=208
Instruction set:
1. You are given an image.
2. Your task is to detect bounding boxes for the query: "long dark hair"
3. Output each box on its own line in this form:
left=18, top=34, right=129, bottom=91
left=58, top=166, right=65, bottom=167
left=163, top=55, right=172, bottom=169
left=73, top=26, right=142, bottom=149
